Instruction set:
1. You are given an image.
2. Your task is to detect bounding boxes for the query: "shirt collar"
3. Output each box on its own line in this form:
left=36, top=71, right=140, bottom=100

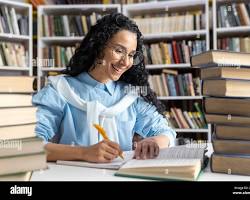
left=77, top=72, right=115, bottom=96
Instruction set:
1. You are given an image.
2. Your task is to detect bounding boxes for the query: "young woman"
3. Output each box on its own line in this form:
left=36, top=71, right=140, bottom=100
left=33, top=13, right=176, bottom=163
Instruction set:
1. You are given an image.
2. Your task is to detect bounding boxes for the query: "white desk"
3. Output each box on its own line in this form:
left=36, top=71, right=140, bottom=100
left=31, top=144, right=250, bottom=181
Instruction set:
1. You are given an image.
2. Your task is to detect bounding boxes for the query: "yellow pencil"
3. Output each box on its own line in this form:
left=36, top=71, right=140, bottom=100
left=93, top=124, right=124, bottom=160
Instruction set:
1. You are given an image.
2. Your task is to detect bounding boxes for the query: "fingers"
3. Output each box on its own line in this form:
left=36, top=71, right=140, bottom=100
left=104, top=140, right=122, bottom=154
left=141, top=142, right=148, bottom=159
left=149, top=143, right=155, bottom=159
left=101, top=140, right=121, bottom=162
left=135, top=139, right=160, bottom=160
left=154, top=143, right=160, bottom=157
left=103, top=142, right=119, bottom=156
left=135, top=142, right=142, bottom=159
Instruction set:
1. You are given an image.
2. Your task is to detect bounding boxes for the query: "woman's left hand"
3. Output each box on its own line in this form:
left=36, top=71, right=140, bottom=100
left=134, top=137, right=160, bottom=159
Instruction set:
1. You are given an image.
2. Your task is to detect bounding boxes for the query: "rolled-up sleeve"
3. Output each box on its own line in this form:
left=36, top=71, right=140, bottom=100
left=32, top=84, right=66, bottom=142
left=134, top=97, right=176, bottom=147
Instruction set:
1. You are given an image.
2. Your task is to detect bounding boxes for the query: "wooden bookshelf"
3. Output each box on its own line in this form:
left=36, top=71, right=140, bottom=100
left=0, top=0, right=32, bottom=76
left=37, top=4, right=121, bottom=90
left=123, top=0, right=212, bottom=143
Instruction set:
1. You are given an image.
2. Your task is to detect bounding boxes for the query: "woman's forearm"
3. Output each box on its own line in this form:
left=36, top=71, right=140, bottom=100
left=45, top=143, right=85, bottom=161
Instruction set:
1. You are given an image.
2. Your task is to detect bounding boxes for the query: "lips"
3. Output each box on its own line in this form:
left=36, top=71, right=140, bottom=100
left=111, top=64, right=126, bottom=73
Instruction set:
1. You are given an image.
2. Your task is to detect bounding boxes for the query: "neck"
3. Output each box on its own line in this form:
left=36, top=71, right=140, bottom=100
left=88, top=65, right=109, bottom=84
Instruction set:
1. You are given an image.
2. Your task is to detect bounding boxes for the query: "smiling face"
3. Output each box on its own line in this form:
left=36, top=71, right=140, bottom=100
left=89, top=30, right=137, bottom=83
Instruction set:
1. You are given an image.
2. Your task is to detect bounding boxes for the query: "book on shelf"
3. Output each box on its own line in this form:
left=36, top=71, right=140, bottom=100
left=42, top=44, right=79, bottom=68
left=58, top=145, right=207, bottom=181
left=217, top=37, right=250, bottom=53
left=132, top=11, right=205, bottom=34
left=115, top=145, right=207, bottom=181
left=0, top=76, right=35, bottom=93
left=201, top=67, right=250, bottom=80
left=211, top=153, right=250, bottom=176
left=217, top=3, right=250, bottom=28
left=0, top=43, right=28, bottom=68
left=42, top=12, right=102, bottom=37
left=215, top=125, right=250, bottom=141
left=213, top=135, right=250, bottom=155
left=0, top=5, right=29, bottom=35
left=204, top=97, right=250, bottom=117
left=191, top=50, right=250, bottom=68
left=205, top=114, right=250, bottom=126
left=144, top=40, right=205, bottom=65
left=202, top=79, right=250, bottom=97
left=148, top=72, right=201, bottom=97
left=166, top=107, right=206, bottom=130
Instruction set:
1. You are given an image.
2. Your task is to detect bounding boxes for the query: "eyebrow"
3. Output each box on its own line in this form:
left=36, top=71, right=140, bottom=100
left=112, top=43, right=136, bottom=54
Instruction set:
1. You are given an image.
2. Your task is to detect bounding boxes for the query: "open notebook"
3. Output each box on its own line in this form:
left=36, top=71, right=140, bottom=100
left=56, top=151, right=134, bottom=170
left=57, top=145, right=207, bottom=181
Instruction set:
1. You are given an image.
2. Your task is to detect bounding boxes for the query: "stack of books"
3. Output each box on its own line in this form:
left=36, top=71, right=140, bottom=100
left=0, top=76, right=47, bottom=181
left=191, top=50, right=250, bottom=176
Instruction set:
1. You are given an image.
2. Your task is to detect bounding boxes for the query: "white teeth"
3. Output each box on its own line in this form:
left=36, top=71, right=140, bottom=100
left=112, top=64, right=123, bottom=73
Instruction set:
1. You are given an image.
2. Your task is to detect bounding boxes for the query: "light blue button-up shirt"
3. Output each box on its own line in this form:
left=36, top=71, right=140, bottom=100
left=32, top=72, right=176, bottom=151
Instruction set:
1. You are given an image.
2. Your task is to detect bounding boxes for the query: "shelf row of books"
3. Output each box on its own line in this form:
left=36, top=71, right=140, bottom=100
left=148, top=71, right=201, bottom=97
left=164, top=107, right=206, bottom=129
left=0, top=5, right=29, bottom=35
left=42, top=44, right=79, bottom=68
left=191, top=50, right=250, bottom=176
left=40, top=0, right=120, bottom=4
left=217, top=37, right=250, bottom=53
left=0, top=42, right=28, bottom=68
left=143, top=40, right=206, bottom=65
left=133, top=12, right=206, bottom=34
left=217, top=3, right=250, bottom=27
left=41, top=12, right=102, bottom=37
left=0, top=76, right=46, bottom=181
left=30, top=0, right=162, bottom=6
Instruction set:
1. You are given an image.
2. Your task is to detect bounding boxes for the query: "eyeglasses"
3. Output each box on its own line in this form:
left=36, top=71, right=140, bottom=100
left=107, top=44, right=143, bottom=65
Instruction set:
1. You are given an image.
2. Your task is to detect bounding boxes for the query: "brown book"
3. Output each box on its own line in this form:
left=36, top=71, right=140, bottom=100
left=215, top=125, right=250, bottom=140
left=203, top=79, right=250, bottom=97
left=0, top=76, right=35, bottom=93
left=0, top=107, right=36, bottom=126
left=162, top=69, right=178, bottom=75
left=191, top=50, right=250, bottom=68
left=170, top=107, right=182, bottom=128
left=0, top=123, right=36, bottom=140
left=213, top=136, right=250, bottom=155
left=201, top=67, right=250, bottom=80
left=205, top=114, right=250, bottom=126
left=211, top=154, right=250, bottom=176
left=175, top=108, right=190, bottom=129
left=205, top=97, right=250, bottom=116
left=0, top=94, right=32, bottom=108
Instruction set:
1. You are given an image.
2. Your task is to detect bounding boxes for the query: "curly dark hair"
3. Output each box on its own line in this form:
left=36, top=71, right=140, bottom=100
left=63, top=12, right=165, bottom=115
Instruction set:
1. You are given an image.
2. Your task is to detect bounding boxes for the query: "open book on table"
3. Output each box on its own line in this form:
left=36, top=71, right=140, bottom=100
left=56, top=144, right=207, bottom=181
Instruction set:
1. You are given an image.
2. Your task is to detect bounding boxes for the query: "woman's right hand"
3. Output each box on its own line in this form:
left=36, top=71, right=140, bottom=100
left=81, top=139, right=122, bottom=163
